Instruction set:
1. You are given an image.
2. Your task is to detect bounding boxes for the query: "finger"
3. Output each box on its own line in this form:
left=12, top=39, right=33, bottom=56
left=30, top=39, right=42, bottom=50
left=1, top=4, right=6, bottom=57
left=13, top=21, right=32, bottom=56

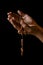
left=7, top=12, right=23, bottom=31
left=7, top=17, right=25, bottom=35
left=7, top=12, right=12, bottom=15
left=20, top=19, right=28, bottom=28
left=7, top=12, right=16, bottom=19
left=17, top=10, right=33, bottom=26
left=18, top=29, right=23, bottom=34
left=7, top=13, right=31, bottom=34
left=7, top=12, right=14, bottom=20
left=17, top=10, right=36, bottom=26
left=7, top=16, right=22, bottom=30
left=17, top=10, right=25, bottom=17
left=7, top=13, right=27, bottom=35
left=7, top=12, right=17, bottom=19
left=7, top=12, right=15, bottom=21
left=18, top=28, right=27, bottom=35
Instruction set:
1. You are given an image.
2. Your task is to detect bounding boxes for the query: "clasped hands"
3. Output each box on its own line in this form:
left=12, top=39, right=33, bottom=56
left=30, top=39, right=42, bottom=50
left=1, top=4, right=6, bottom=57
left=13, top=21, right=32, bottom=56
left=7, top=10, right=37, bottom=35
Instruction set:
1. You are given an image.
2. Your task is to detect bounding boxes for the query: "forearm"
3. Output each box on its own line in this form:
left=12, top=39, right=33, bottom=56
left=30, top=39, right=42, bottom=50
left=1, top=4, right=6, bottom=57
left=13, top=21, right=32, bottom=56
left=34, top=25, right=43, bottom=43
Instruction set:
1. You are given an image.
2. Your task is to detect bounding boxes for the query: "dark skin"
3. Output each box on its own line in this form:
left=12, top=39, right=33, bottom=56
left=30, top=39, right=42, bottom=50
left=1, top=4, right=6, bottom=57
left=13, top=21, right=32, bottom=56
left=7, top=10, right=43, bottom=43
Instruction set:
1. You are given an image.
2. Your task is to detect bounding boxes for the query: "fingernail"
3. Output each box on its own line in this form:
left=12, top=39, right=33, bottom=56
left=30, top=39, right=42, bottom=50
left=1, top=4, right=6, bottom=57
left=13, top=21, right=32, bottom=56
left=7, top=12, right=12, bottom=15
left=7, top=18, right=9, bottom=20
left=18, top=30, right=20, bottom=33
left=17, top=10, right=21, bottom=15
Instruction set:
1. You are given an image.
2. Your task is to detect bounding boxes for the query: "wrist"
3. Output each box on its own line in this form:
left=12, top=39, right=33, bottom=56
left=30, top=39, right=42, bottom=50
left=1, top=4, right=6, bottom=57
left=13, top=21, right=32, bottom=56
left=33, top=25, right=43, bottom=43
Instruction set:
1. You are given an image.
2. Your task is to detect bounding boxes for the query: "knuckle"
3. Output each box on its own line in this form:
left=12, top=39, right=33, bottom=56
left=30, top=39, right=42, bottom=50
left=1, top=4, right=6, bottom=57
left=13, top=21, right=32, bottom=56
left=20, top=20, right=26, bottom=28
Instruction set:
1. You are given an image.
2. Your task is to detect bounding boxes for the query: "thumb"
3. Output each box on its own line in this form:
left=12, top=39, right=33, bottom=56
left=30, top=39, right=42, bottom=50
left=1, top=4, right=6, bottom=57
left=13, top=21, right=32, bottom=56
left=17, top=10, right=25, bottom=17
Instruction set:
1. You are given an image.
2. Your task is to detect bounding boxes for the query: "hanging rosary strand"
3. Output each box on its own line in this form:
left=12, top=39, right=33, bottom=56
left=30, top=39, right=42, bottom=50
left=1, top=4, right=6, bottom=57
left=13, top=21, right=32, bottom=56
left=21, top=35, right=23, bottom=56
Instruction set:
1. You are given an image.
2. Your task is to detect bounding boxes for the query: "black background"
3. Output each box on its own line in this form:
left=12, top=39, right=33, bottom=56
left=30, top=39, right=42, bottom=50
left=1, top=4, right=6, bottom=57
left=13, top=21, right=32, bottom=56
left=0, top=0, right=43, bottom=64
